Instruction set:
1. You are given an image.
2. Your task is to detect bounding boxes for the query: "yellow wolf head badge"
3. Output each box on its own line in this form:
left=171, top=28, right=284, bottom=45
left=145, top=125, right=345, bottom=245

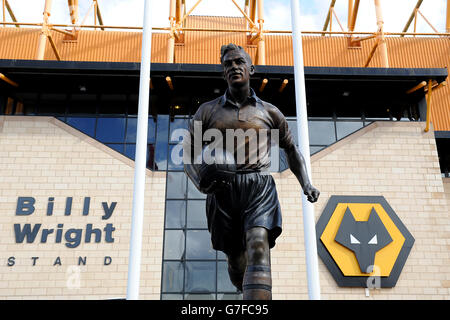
left=316, top=195, right=415, bottom=288
left=334, top=207, right=393, bottom=274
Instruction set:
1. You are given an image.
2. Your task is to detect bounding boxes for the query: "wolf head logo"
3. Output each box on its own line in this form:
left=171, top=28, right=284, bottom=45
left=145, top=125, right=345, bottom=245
left=335, top=207, right=393, bottom=274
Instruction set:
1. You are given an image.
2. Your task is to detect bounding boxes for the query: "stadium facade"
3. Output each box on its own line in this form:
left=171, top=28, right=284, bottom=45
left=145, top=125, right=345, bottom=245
left=0, top=5, right=449, bottom=300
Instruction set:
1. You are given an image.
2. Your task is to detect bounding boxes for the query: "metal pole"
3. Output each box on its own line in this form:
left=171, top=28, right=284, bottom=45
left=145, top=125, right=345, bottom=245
left=126, top=0, right=152, bottom=300
left=37, top=0, right=52, bottom=60
left=374, top=0, right=389, bottom=68
left=290, top=0, right=321, bottom=300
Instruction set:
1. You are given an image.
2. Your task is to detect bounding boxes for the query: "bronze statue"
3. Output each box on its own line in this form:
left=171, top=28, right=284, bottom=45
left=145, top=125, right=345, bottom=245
left=183, top=43, right=319, bottom=300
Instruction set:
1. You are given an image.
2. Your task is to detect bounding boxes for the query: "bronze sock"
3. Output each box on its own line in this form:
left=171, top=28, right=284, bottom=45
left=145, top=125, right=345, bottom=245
left=242, top=265, right=272, bottom=300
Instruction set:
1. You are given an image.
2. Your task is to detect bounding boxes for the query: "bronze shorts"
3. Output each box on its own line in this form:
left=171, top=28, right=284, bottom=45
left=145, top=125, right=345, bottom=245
left=205, top=171, right=282, bottom=257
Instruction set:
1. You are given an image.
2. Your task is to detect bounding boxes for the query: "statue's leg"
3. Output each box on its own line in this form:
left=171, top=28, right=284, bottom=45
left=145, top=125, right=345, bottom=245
left=226, top=251, right=246, bottom=292
left=243, top=226, right=272, bottom=300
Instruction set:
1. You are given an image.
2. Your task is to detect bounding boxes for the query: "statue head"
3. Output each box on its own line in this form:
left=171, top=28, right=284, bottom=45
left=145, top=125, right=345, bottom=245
left=220, top=43, right=255, bottom=90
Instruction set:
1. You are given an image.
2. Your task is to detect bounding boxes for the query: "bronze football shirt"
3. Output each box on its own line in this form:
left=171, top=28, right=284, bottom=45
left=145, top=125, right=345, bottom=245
left=184, top=88, right=296, bottom=179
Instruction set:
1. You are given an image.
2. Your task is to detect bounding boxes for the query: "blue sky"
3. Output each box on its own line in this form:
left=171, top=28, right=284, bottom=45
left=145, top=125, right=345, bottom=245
left=3, top=0, right=447, bottom=33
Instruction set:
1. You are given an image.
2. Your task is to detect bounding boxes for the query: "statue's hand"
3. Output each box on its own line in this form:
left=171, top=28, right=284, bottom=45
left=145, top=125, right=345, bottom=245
left=303, top=184, right=320, bottom=203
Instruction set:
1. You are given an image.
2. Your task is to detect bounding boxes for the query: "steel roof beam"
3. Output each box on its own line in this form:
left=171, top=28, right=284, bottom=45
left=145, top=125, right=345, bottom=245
left=322, top=0, right=336, bottom=33
left=5, top=0, right=19, bottom=27
left=402, top=0, right=423, bottom=34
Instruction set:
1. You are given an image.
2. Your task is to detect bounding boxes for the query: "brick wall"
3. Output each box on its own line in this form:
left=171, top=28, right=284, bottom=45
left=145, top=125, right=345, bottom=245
left=0, top=116, right=166, bottom=299
left=272, top=122, right=450, bottom=300
left=444, top=178, right=450, bottom=213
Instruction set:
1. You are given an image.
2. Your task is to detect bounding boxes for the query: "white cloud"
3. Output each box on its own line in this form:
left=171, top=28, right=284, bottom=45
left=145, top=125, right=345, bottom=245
left=2, top=0, right=447, bottom=33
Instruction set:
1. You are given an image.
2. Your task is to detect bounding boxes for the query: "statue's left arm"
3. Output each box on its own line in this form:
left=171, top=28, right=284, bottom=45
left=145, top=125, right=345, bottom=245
left=271, top=107, right=320, bottom=203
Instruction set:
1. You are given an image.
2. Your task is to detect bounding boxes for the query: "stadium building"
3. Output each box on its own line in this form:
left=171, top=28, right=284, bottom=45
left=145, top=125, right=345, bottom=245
left=0, top=0, right=449, bottom=299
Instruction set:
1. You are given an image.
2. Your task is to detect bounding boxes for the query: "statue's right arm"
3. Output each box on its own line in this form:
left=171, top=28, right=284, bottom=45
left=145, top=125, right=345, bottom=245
left=183, top=120, right=201, bottom=190
left=183, top=106, right=207, bottom=192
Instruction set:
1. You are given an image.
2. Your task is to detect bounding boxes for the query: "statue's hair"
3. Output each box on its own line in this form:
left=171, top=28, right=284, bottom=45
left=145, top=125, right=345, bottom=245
left=220, top=43, right=252, bottom=65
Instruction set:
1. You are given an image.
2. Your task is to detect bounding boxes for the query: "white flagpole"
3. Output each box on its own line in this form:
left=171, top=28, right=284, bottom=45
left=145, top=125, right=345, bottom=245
left=126, top=0, right=153, bottom=300
left=290, top=0, right=321, bottom=300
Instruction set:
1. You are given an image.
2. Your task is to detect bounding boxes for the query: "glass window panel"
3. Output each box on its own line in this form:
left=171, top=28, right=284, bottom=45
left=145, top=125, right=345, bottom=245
left=365, top=116, right=391, bottom=121
left=336, top=121, right=364, bottom=140
left=98, top=102, right=125, bottom=114
left=166, top=172, right=186, bottom=199
left=18, top=92, right=38, bottom=101
left=217, top=250, right=227, bottom=260
left=161, top=294, right=183, bottom=300
left=23, top=103, right=35, bottom=115
left=184, top=294, right=216, bottom=300
left=268, top=145, right=279, bottom=172
left=106, top=143, right=124, bottom=154
left=148, top=118, right=156, bottom=143
left=169, top=118, right=189, bottom=142
left=335, top=102, right=363, bottom=119
left=364, top=105, right=391, bottom=120
left=66, top=117, right=96, bottom=137
left=310, top=146, right=325, bottom=155
left=279, top=149, right=289, bottom=172
left=217, top=293, right=243, bottom=300
left=69, top=94, right=97, bottom=114
left=287, top=120, right=299, bottom=145
left=163, top=230, right=185, bottom=260
left=126, top=118, right=156, bottom=143
left=99, top=94, right=126, bottom=114
left=186, top=230, right=215, bottom=260
left=168, top=144, right=184, bottom=171
left=185, top=261, right=216, bottom=293
left=187, top=179, right=207, bottom=199
left=147, top=144, right=156, bottom=170
left=96, top=118, right=126, bottom=143
left=165, top=200, right=186, bottom=229
left=162, top=261, right=184, bottom=293
left=38, top=93, right=67, bottom=115
left=100, top=94, right=126, bottom=101
left=124, top=144, right=136, bottom=161
left=187, top=200, right=207, bottom=229
left=217, top=261, right=238, bottom=293
left=41, top=93, right=66, bottom=100
left=125, top=118, right=137, bottom=143
left=308, top=121, right=336, bottom=145
left=124, top=143, right=155, bottom=169
left=127, top=94, right=139, bottom=115
left=155, top=115, right=169, bottom=171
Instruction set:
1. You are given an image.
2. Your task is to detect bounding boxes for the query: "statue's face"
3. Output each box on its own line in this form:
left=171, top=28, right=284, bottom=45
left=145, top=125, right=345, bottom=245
left=222, top=50, right=255, bottom=89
